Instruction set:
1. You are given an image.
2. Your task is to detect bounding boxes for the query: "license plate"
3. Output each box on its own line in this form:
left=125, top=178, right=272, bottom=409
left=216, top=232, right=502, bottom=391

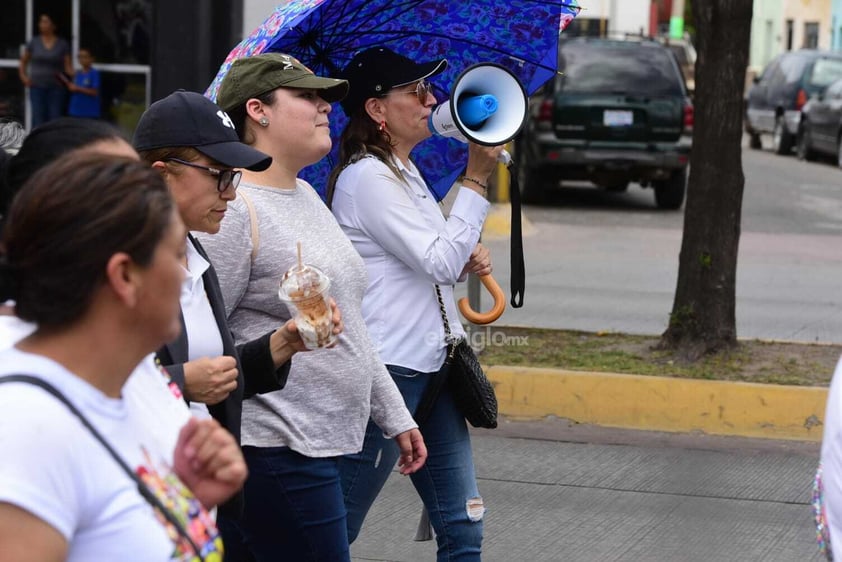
left=603, top=110, right=633, bottom=126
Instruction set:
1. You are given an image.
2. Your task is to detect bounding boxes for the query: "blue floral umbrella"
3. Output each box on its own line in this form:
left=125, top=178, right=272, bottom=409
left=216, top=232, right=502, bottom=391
left=206, top=0, right=581, bottom=201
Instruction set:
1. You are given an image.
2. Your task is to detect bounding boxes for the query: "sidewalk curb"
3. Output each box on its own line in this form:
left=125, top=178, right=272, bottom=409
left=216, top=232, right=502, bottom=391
left=486, top=365, right=827, bottom=442
left=481, top=202, right=536, bottom=240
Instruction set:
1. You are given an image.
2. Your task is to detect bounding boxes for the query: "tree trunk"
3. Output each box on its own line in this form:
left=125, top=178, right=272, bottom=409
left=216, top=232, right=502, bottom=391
left=659, top=0, right=753, bottom=360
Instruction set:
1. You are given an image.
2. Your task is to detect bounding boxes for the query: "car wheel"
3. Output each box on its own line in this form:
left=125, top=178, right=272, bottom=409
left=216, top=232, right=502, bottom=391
left=653, top=168, right=687, bottom=210
left=772, top=115, right=793, bottom=155
left=796, top=126, right=817, bottom=161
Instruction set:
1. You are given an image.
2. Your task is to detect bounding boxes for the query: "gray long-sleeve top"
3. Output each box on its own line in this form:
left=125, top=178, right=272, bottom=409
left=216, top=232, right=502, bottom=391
left=195, top=180, right=416, bottom=457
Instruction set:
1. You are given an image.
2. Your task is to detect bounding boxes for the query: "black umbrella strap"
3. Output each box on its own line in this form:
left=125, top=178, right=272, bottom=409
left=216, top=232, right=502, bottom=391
left=508, top=164, right=525, bottom=308
left=0, top=374, right=205, bottom=560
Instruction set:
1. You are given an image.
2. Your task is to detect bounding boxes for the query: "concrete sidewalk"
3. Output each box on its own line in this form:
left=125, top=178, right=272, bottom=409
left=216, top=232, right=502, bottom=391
left=349, top=365, right=830, bottom=560
left=351, top=420, right=822, bottom=562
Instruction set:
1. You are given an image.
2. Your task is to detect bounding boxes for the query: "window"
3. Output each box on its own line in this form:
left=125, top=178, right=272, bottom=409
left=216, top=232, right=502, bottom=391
left=826, top=79, right=842, bottom=100
left=778, top=54, right=808, bottom=84
left=79, top=0, right=152, bottom=135
left=558, top=43, right=683, bottom=97
left=561, top=17, right=603, bottom=39
left=786, top=19, right=794, bottom=51
left=809, top=58, right=842, bottom=89
left=80, top=0, right=151, bottom=65
left=0, top=1, right=25, bottom=60
left=804, top=22, right=819, bottom=49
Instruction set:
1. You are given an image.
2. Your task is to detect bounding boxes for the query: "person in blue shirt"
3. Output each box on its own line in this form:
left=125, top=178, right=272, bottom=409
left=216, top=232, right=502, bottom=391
left=60, top=48, right=101, bottom=119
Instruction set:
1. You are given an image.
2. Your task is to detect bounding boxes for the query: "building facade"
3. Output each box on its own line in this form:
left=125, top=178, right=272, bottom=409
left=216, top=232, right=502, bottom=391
left=782, top=0, right=832, bottom=51
left=749, top=0, right=837, bottom=78
left=1, top=0, right=244, bottom=133
left=749, top=0, right=785, bottom=75
left=833, top=0, right=842, bottom=50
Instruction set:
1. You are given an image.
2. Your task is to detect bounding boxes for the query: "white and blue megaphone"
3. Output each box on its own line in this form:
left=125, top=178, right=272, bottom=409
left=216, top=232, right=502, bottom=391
left=428, top=63, right=528, bottom=166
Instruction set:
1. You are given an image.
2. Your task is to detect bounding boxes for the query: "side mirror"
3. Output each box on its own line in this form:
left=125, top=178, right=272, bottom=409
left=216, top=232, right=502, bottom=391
left=752, top=75, right=761, bottom=85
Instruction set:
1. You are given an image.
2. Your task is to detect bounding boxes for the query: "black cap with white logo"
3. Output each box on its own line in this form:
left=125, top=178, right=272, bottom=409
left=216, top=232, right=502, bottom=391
left=133, top=90, right=271, bottom=171
left=339, top=47, right=447, bottom=114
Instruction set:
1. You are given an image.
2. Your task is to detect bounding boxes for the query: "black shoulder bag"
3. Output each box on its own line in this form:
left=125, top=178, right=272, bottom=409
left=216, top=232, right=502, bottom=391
left=414, top=287, right=498, bottom=429
left=0, top=375, right=205, bottom=561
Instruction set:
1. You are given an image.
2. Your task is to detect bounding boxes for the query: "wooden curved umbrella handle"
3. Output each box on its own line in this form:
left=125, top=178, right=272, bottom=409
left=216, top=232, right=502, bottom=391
left=457, top=274, right=506, bottom=325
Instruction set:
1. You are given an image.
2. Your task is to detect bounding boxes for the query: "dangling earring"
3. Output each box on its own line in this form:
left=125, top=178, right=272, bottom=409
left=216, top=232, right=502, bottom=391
left=378, top=120, right=387, bottom=133
left=259, top=116, right=269, bottom=127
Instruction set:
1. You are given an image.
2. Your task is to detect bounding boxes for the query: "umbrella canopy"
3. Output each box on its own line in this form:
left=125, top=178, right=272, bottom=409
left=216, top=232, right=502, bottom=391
left=206, top=0, right=581, bottom=200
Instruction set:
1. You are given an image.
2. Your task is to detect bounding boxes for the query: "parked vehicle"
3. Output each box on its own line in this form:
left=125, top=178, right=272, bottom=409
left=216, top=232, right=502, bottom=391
left=515, top=36, right=693, bottom=210
left=658, top=36, right=696, bottom=94
left=745, top=50, right=842, bottom=155
left=797, top=78, right=842, bottom=165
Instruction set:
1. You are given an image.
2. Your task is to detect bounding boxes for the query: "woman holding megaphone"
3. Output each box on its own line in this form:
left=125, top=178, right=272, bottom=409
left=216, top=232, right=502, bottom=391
left=328, top=46, right=503, bottom=561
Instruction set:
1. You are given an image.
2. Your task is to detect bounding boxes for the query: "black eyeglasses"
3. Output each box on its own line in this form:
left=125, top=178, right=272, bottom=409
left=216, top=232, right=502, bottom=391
left=164, top=158, right=242, bottom=192
left=383, top=80, right=433, bottom=105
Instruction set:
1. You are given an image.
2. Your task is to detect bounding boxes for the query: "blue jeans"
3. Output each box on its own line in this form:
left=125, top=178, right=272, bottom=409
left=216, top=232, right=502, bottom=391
left=220, top=446, right=350, bottom=562
left=340, top=363, right=484, bottom=561
left=29, top=86, right=65, bottom=127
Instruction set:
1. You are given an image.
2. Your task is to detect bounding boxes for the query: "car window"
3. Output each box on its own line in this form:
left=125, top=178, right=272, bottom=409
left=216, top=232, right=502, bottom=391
left=826, top=79, right=842, bottom=99
left=667, top=44, right=688, bottom=65
left=809, top=58, right=842, bottom=88
left=758, top=58, right=781, bottom=85
left=779, top=54, right=809, bottom=83
left=558, top=43, right=683, bottom=96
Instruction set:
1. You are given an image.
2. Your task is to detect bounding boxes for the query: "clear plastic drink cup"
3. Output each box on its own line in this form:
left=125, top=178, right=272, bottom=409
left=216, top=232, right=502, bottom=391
left=278, top=263, right=335, bottom=349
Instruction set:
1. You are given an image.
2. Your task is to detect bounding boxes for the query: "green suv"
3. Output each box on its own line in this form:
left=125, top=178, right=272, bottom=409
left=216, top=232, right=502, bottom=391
left=515, top=37, right=693, bottom=209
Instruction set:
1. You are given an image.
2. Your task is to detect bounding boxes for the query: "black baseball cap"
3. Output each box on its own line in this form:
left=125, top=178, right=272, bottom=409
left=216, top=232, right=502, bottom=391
left=133, top=90, right=272, bottom=171
left=339, top=47, right=447, bottom=114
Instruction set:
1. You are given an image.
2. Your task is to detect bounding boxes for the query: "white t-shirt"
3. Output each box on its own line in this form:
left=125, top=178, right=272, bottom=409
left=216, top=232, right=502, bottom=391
left=0, top=314, right=36, bottom=346
left=821, top=356, right=842, bottom=549
left=0, top=348, right=219, bottom=561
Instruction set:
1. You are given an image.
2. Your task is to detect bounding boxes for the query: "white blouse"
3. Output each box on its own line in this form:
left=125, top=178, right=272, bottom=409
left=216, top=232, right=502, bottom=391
left=332, top=155, right=489, bottom=373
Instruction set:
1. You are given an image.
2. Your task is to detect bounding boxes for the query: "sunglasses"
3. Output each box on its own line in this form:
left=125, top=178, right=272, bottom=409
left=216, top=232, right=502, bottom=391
left=164, top=158, right=242, bottom=193
left=383, top=80, right=433, bottom=104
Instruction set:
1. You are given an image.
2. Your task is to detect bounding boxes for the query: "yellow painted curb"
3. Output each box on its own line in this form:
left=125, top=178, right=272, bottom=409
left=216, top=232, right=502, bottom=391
left=487, top=366, right=828, bottom=442
left=481, top=203, right=536, bottom=240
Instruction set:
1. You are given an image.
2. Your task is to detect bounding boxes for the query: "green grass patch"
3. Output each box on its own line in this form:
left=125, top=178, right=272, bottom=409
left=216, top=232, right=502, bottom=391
left=474, top=327, right=841, bottom=386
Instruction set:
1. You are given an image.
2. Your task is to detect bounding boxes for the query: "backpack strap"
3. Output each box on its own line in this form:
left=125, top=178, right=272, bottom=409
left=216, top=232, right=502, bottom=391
left=238, top=190, right=259, bottom=264
left=0, top=374, right=204, bottom=560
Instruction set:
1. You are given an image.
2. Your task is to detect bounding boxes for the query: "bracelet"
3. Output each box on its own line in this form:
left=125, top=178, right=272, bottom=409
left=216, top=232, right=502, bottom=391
left=460, top=176, right=488, bottom=192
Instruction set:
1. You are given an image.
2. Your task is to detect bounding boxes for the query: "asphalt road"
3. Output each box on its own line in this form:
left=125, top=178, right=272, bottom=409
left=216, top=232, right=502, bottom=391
left=465, top=141, right=842, bottom=343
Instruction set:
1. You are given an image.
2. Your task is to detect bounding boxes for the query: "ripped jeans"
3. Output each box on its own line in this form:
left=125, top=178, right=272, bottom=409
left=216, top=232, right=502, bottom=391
left=339, top=363, right=483, bottom=561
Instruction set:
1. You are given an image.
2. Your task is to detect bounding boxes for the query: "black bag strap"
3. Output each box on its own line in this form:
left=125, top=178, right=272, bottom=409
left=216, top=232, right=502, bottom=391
left=413, top=286, right=459, bottom=425
left=434, top=284, right=461, bottom=350
left=0, top=374, right=204, bottom=560
left=508, top=163, right=526, bottom=308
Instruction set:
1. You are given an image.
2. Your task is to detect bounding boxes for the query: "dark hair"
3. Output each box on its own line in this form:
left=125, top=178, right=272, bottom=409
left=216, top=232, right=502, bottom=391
left=0, top=153, right=175, bottom=328
left=325, top=106, right=398, bottom=207
left=225, top=90, right=275, bottom=146
left=1, top=118, right=126, bottom=217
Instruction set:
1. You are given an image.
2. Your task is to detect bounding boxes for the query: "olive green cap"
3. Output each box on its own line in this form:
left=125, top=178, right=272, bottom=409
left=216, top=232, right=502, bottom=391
left=217, top=53, right=349, bottom=111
